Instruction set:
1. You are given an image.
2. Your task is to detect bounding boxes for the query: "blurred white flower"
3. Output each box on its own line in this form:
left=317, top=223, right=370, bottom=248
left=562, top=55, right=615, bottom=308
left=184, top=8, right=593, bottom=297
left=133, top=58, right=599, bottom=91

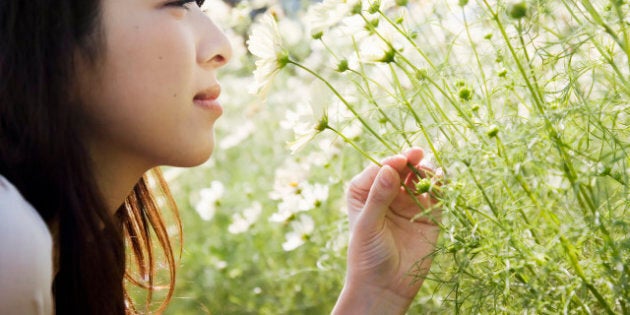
left=201, top=0, right=232, bottom=26
left=280, top=99, right=330, bottom=154
left=219, top=120, right=255, bottom=150
left=300, top=182, right=329, bottom=209
left=247, top=14, right=289, bottom=96
left=282, top=214, right=315, bottom=251
left=269, top=194, right=302, bottom=222
left=305, top=0, right=360, bottom=37
left=269, top=159, right=310, bottom=200
left=268, top=181, right=329, bottom=223
left=228, top=202, right=263, bottom=234
left=304, top=138, right=342, bottom=167
left=277, top=18, right=304, bottom=46
left=194, top=181, right=225, bottom=221
left=280, top=101, right=315, bottom=132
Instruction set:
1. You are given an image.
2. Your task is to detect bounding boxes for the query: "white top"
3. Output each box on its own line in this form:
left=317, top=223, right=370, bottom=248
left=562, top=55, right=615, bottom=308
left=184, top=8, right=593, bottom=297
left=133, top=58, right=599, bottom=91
left=0, top=175, right=54, bottom=314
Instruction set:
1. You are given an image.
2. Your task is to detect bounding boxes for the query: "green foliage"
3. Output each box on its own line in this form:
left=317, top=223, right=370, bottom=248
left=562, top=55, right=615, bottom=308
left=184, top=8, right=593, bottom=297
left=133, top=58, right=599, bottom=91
left=164, top=0, right=630, bottom=313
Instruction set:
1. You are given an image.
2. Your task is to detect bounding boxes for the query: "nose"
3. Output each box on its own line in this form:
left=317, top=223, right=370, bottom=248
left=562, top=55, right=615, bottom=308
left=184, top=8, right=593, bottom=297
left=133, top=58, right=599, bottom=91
left=197, top=14, right=233, bottom=69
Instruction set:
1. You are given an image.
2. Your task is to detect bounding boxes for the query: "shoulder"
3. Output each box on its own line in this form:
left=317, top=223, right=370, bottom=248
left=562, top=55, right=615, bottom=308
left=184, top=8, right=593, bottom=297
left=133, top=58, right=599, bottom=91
left=0, top=175, right=54, bottom=314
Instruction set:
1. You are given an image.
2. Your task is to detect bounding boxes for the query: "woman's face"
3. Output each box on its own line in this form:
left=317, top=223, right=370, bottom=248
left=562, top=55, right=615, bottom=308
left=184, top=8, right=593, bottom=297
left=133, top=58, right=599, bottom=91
left=77, top=0, right=232, bottom=169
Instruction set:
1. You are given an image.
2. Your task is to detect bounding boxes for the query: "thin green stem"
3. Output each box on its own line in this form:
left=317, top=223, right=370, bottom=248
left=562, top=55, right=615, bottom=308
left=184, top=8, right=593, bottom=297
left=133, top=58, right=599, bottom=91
left=326, top=125, right=380, bottom=165
left=376, top=10, right=438, bottom=71
left=288, top=60, right=397, bottom=154
left=462, top=8, right=494, bottom=118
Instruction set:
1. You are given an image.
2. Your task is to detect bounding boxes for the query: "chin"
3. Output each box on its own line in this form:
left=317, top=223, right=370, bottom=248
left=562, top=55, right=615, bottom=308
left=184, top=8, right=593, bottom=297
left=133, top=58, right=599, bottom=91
left=170, top=143, right=215, bottom=168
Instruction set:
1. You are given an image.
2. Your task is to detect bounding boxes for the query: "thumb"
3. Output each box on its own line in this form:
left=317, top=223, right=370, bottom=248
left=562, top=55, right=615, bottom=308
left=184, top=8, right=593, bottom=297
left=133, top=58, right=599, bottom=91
left=357, top=165, right=400, bottom=230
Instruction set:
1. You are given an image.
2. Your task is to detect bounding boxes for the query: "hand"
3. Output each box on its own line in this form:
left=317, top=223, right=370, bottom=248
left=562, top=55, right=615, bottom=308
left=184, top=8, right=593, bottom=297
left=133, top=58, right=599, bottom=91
left=333, top=148, right=441, bottom=315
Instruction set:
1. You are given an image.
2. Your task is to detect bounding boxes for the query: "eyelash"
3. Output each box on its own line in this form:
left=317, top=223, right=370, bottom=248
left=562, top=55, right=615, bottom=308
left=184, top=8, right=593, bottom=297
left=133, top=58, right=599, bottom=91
left=167, top=0, right=205, bottom=9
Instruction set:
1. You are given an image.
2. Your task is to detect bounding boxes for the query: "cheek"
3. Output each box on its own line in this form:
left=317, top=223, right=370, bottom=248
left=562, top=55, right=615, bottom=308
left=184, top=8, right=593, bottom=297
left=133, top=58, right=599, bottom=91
left=107, top=22, right=196, bottom=101
left=77, top=15, right=216, bottom=166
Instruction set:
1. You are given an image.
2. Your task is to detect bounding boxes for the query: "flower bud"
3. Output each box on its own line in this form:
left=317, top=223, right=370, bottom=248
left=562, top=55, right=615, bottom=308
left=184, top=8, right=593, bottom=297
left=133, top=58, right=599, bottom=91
left=277, top=51, right=290, bottom=68
left=415, top=178, right=432, bottom=194
left=336, top=60, right=349, bottom=72
left=368, top=1, right=380, bottom=14
left=508, top=2, right=527, bottom=19
left=315, top=115, right=329, bottom=132
left=312, top=31, right=323, bottom=40
left=379, top=48, right=396, bottom=63
left=415, top=68, right=428, bottom=81
left=459, top=87, right=473, bottom=101
left=487, top=125, right=499, bottom=138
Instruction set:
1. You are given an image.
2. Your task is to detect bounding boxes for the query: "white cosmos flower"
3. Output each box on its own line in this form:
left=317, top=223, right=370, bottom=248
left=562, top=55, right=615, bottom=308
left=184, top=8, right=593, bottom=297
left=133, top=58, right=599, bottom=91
left=268, top=181, right=329, bottom=223
left=194, top=181, right=225, bottom=221
left=219, top=120, right=255, bottom=150
left=280, top=93, right=329, bottom=154
left=269, top=194, right=303, bottom=223
left=247, top=14, right=288, bottom=96
left=305, top=0, right=360, bottom=37
left=282, top=214, right=315, bottom=251
left=228, top=202, right=263, bottom=234
left=300, top=182, right=329, bottom=209
left=268, top=159, right=310, bottom=201
left=304, top=138, right=342, bottom=167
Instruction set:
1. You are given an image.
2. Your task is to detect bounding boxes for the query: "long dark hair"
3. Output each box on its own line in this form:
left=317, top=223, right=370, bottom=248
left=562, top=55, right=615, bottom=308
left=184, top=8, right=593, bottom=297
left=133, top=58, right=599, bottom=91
left=0, top=1, right=181, bottom=314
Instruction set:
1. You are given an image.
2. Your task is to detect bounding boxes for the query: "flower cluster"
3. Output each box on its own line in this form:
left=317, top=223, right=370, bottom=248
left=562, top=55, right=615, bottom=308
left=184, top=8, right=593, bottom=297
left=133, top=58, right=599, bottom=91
left=248, top=0, right=630, bottom=312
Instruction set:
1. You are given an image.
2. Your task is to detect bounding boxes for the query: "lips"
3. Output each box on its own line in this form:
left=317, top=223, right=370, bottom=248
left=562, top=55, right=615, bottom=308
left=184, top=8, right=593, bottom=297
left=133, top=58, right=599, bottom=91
left=194, top=85, right=221, bottom=101
left=194, top=85, right=223, bottom=113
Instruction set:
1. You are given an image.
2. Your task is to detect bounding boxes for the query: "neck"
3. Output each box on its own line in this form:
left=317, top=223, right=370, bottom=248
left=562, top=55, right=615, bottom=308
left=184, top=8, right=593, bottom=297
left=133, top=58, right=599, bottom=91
left=88, top=146, right=153, bottom=215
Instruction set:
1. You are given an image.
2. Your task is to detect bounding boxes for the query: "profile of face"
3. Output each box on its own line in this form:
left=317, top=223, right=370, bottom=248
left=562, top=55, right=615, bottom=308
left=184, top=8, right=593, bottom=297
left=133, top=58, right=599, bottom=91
left=76, top=0, right=232, bottom=170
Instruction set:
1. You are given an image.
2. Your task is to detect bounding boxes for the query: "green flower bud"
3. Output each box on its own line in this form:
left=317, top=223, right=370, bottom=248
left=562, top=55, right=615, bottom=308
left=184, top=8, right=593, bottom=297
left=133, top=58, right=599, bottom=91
left=315, top=115, right=329, bottom=132
left=498, top=68, right=508, bottom=77
left=312, top=31, right=323, bottom=40
left=277, top=51, right=290, bottom=68
left=458, top=0, right=469, bottom=6
left=351, top=2, right=362, bottom=14
left=396, top=0, right=408, bottom=6
left=336, top=59, right=349, bottom=72
left=459, top=87, right=473, bottom=101
left=368, top=1, right=380, bottom=14
left=487, top=125, right=499, bottom=138
left=484, top=33, right=493, bottom=40
left=508, top=2, right=527, bottom=19
left=415, top=68, right=428, bottom=81
left=369, top=18, right=380, bottom=29
left=415, top=178, right=432, bottom=194
left=379, top=48, right=396, bottom=63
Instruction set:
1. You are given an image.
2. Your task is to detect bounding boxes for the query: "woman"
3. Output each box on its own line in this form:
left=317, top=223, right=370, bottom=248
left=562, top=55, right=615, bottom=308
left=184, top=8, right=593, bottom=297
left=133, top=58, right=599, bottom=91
left=0, top=0, right=440, bottom=314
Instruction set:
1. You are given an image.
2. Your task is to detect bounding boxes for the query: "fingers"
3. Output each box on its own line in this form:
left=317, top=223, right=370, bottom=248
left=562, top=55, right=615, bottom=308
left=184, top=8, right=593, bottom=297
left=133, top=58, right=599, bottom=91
left=347, top=148, right=428, bottom=206
left=356, top=165, right=401, bottom=230
left=346, top=164, right=380, bottom=222
left=346, top=147, right=436, bottom=229
left=398, top=148, right=425, bottom=187
left=404, top=147, right=424, bottom=166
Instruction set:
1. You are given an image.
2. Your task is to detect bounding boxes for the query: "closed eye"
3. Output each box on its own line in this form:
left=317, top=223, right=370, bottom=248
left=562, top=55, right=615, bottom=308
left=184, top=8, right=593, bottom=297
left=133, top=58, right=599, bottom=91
left=166, top=0, right=204, bottom=9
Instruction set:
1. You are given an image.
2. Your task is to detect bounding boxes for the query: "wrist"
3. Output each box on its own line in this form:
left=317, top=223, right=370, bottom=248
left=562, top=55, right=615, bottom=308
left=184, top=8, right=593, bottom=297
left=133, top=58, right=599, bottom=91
left=332, top=282, right=415, bottom=315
